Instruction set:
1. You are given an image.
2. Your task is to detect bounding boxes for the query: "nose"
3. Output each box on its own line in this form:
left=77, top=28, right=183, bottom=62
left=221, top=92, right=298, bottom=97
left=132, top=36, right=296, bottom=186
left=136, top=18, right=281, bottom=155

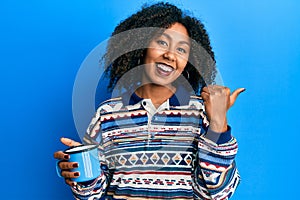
left=163, top=50, right=176, bottom=62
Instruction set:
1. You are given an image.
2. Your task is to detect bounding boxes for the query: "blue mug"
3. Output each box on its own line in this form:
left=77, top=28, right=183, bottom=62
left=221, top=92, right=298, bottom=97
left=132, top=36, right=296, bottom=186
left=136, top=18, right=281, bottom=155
left=57, top=144, right=101, bottom=182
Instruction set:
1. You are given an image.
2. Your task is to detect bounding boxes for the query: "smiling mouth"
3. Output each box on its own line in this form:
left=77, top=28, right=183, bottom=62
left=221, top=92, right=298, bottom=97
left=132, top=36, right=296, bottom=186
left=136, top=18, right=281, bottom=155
left=156, top=63, right=174, bottom=76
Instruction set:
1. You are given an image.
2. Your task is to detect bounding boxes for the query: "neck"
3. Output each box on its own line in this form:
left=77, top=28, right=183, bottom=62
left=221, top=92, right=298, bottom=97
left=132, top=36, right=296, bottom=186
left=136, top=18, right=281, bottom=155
left=135, top=84, right=176, bottom=107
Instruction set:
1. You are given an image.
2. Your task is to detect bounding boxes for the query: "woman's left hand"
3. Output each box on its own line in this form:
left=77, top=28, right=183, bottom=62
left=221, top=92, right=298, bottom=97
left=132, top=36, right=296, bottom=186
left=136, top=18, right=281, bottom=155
left=201, top=85, right=245, bottom=132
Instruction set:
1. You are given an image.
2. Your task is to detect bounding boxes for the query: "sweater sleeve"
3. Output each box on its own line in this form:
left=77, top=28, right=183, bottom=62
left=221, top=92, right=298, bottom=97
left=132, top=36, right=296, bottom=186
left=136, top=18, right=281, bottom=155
left=70, top=108, right=112, bottom=199
left=194, top=127, right=240, bottom=199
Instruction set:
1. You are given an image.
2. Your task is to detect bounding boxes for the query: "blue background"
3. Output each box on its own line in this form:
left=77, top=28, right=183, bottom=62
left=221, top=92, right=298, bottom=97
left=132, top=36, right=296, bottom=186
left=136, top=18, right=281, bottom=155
left=1, top=0, right=299, bottom=199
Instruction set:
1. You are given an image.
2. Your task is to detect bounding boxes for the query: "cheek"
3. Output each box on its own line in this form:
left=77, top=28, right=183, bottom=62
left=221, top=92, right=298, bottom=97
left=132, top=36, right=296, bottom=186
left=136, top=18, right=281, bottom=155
left=177, top=53, right=189, bottom=71
left=178, top=60, right=188, bottom=72
left=144, top=48, right=164, bottom=63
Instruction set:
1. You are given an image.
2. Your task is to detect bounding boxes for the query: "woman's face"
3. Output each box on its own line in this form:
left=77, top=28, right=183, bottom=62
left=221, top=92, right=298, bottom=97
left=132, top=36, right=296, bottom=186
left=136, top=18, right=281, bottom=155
left=142, top=22, right=190, bottom=86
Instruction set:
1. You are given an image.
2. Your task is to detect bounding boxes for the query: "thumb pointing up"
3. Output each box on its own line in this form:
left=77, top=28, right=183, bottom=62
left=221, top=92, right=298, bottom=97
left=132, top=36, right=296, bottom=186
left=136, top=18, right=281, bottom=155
left=229, top=88, right=246, bottom=108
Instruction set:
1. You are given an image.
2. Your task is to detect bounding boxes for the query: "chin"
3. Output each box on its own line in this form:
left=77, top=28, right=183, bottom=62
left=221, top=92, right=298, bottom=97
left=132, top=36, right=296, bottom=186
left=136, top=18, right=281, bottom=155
left=149, top=78, right=175, bottom=88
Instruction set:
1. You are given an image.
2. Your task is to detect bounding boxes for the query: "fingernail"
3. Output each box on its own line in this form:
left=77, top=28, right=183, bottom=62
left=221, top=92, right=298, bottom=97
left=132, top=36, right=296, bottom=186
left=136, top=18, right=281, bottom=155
left=73, top=163, right=78, bottom=168
left=74, top=172, right=80, bottom=177
left=71, top=182, right=77, bottom=187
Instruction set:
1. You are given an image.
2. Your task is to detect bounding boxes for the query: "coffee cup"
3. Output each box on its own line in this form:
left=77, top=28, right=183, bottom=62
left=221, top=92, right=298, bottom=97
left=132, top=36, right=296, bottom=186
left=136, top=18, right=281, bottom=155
left=57, top=144, right=101, bottom=182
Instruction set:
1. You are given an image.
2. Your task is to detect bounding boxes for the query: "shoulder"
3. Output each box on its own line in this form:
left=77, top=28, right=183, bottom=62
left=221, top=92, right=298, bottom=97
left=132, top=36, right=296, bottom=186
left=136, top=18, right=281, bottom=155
left=169, top=95, right=205, bottom=113
left=96, top=97, right=125, bottom=113
left=189, top=95, right=204, bottom=102
left=96, top=95, right=143, bottom=114
left=188, top=95, right=205, bottom=110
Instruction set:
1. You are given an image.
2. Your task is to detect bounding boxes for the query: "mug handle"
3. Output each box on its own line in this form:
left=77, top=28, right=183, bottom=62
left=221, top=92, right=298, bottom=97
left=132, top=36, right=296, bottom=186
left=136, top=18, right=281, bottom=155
left=56, top=161, right=63, bottom=178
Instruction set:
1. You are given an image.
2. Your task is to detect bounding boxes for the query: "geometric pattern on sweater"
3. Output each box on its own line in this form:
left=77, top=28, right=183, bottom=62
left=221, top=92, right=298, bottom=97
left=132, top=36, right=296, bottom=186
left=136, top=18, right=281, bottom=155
left=111, top=175, right=193, bottom=187
left=108, top=151, right=194, bottom=167
left=72, top=93, right=240, bottom=200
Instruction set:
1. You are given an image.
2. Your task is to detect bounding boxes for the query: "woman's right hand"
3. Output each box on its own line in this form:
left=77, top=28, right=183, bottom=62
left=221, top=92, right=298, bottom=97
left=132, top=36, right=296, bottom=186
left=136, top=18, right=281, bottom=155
left=53, top=137, right=82, bottom=186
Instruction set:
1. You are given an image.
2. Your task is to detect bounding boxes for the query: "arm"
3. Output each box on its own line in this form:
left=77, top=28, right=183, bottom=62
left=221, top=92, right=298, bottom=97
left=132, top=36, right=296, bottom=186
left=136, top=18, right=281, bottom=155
left=193, top=85, right=244, bottom=199
left=70, top=107, right=112, bottom=199
left=194, top=127, right=240, bottom=199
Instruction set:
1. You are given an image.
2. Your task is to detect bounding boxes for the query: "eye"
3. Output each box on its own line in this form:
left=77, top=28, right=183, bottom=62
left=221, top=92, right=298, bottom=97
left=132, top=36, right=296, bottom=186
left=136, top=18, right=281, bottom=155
left=177, top=47, right=187, bottom=54
left=157, top=40, right=168, bottom=47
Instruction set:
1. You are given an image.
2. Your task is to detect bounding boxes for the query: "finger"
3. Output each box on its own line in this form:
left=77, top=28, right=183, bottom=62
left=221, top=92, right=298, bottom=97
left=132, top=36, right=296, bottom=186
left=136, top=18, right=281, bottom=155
left=200, top=91, right=210, bottom=101
left=230, top=88, right=246, bottom=107
left=207, top=84, right=222, bottom=90
left=61, top=171, right=80, bottom=179
left=58, top=161, right=79, bottom=170
left=205, top=85, right=222, bottom=95
left=53, top=151, right=70, bottom=160
left=65, top=179, right=77, bottom=187
left=206, top=85, right=217, bottom=94
left=201, top=86, right=209, bottom=93
left=60, top=137, right=81, bottom=147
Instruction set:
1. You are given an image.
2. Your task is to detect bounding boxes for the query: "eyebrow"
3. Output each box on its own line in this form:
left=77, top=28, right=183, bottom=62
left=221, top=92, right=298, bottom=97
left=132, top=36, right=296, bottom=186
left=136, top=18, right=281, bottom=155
left=161, top=33, right=190, bottom=46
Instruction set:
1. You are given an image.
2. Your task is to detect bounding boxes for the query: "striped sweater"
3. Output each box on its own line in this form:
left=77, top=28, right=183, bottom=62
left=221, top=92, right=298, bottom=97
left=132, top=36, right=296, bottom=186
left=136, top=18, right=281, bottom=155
left=71, top=87, right=240, bottom=199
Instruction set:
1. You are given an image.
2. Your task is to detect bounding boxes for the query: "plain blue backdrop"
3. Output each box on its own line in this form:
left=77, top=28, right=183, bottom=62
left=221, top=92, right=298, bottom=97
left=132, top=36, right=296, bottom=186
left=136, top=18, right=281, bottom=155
left=1, top=0, right=299, bottom=199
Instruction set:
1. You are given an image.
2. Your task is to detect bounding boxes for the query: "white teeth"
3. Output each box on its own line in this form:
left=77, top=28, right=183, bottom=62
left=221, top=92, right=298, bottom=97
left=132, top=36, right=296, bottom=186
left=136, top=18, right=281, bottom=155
left=157, top=63, right=173, bottom=72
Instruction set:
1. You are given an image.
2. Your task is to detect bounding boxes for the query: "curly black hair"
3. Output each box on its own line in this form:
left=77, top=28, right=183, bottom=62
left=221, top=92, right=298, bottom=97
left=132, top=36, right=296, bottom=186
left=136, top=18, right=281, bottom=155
left=103, top=2, right=216, bottom=95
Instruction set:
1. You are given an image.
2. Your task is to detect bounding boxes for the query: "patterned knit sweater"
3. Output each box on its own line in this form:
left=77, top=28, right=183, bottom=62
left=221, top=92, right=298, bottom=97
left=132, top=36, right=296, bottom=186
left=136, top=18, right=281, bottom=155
left=71, top=87, right=240, bottom=199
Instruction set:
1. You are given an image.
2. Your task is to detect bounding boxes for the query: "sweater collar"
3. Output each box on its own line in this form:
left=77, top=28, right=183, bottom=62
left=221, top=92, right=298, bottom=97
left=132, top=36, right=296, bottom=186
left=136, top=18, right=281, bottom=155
left=122, top=85, right=191, bottom=106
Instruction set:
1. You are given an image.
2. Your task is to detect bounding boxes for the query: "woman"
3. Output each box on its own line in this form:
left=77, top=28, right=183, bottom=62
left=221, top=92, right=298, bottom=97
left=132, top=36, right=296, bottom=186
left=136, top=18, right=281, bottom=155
left=54, top=2, right=244, bottom=199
